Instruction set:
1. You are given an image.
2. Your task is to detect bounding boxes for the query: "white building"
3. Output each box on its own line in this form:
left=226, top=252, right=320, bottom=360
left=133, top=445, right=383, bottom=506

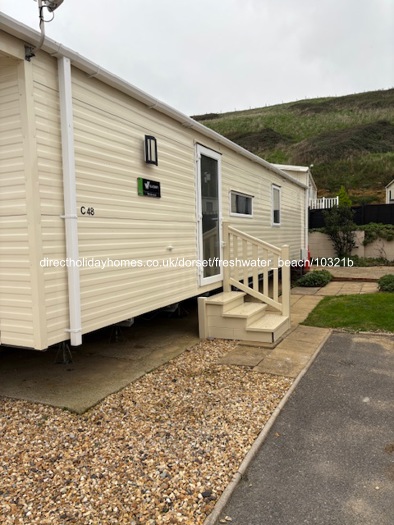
left=386, top=179, right=394, bottom=204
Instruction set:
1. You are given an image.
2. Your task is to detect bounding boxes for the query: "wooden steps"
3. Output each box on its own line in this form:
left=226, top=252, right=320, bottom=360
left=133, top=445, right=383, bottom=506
left=198, top=291, right=291, bottom=344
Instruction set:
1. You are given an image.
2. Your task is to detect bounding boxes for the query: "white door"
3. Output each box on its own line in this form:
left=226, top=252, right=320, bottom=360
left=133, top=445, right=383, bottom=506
left=196, top=145, right=222, bottom=286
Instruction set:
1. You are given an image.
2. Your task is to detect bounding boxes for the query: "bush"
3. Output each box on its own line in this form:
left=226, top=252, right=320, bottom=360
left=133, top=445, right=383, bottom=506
left=297, top=270, right=332, bottom=287
left=349, top=255, right=393, bottom=267
left=361, top=223, right=394, bottom=245
left=338, top=185, right=352, bottom=206
left=378, top=274, right=394, bottom=292
left=323, top=205, right=356, bottom=258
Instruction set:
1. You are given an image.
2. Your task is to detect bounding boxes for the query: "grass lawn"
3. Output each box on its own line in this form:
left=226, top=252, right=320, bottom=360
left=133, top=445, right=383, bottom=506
left=302, top=293, right=394, bottom=332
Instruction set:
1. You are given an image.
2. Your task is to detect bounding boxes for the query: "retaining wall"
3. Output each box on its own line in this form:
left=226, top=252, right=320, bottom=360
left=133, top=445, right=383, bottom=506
left=309, top=231, right=394, bottom=261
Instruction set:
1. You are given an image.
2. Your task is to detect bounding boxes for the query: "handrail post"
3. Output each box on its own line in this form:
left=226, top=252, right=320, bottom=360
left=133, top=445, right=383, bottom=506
left=222, top=222, right=230, bottom=292
left=281, top=245, right=290, bottom=318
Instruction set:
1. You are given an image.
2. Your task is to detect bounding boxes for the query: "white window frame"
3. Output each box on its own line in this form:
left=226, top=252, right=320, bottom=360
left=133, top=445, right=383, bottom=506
left=229, top=191, right=254, bottom=217
left=196, top=144, right=223, bottom=287
left=272, top=184, right=281, bottom=226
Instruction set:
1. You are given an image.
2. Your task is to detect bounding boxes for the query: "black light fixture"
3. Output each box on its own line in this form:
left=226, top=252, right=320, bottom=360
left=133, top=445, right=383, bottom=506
left=144, top=135, right=158, bottom=165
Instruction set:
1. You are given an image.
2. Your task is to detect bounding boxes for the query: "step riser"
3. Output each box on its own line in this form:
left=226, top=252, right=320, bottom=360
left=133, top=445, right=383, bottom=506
left=205, top=297, right=245, bottom=315
left=223, top=305, right=267, bottom=323
left=205, top=326, right=275, bottom=344
left=246, top=308, right=267, bottom=326
left=272, top=319, right=291, bottom=342
left=207, top=313, right=258, bottom=331
left=234, top=329, right=275, bottom=344
left=222, top=296, right=245, bottom=313
left=205, top=317, right=290, bottom=343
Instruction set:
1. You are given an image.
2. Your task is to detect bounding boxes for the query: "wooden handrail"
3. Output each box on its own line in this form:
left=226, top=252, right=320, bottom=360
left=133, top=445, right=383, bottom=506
left=226, top=225, right=282, bottom=255
left=222, top=222, right=290, bottom=317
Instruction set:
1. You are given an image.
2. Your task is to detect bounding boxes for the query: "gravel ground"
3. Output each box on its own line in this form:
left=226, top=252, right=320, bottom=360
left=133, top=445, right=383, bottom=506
left=0, top=339, right=292, bottom=525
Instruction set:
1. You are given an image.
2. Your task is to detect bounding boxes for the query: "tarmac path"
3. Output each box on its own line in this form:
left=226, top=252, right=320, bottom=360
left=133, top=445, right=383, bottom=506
left=215, top=331, right=394, bottom=525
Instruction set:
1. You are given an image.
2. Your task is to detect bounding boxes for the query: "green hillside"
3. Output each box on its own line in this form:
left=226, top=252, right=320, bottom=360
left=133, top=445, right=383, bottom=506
left=192, top=89, right=394, bottom=204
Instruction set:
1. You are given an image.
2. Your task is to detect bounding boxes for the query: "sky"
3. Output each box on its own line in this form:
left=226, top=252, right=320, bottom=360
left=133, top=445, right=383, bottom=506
left=1, top=0, right=393, bottom=116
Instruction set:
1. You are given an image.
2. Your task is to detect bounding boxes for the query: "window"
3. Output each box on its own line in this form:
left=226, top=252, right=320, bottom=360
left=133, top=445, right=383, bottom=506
left=230, top=191, right=253, bottom=216
left=272, top=185, right=281, bottom=225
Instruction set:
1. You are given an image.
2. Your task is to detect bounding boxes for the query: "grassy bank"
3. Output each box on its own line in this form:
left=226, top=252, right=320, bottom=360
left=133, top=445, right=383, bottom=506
left=194, top=88, right=394, bottom=204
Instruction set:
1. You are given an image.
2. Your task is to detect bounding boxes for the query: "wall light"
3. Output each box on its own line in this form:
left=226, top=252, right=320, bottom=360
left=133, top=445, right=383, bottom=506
left=144, top=135, right=158, bottom=165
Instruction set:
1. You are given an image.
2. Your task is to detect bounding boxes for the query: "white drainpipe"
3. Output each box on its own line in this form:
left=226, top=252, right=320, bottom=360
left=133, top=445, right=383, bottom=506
left=305, top=186, right=309, bottom=262
left=58, top=56, right=82, bottom=346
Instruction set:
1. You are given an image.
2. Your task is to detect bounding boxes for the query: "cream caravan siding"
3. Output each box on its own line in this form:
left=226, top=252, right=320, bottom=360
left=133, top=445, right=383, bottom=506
left=0, top=54, right=46, bottom=348
left=71, top=68, right=200, bottom=333
left=0, top=56, right=32, bottom=347
left=0, top=56, right=26, bottom=216
left=31, top=53, right=69, bottom=346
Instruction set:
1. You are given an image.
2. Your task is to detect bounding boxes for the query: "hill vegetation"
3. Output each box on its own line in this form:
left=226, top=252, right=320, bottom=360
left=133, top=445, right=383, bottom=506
left=192, top=89, right=394, bottom=204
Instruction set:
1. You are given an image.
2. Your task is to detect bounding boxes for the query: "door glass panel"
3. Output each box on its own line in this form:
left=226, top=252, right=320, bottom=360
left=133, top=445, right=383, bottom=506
left=200, top=154, right=220, bottom=278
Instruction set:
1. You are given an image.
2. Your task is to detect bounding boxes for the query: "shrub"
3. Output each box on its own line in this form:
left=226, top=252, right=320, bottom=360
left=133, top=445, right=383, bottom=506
left=378, top=274, right=394, bottom=292
left=297, top=270, right=332, bottom=287
left=349, top=255, right=393, bottom=267
left=361, top=223, right=394, bottom=245
left=323, top=205, right=356, bottom=258
left=338, top=185, right=352, bottom=206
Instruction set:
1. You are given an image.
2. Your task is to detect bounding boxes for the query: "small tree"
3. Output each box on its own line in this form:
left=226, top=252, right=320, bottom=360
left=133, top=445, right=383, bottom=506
left=323, top=205, right=356, bottom=258
left=338, top=185, right=352, bottom=207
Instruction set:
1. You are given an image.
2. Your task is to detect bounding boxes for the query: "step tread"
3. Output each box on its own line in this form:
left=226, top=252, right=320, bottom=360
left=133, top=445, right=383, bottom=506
left=248, top=313, right=289, bottom=332
left=224, top=302, right=267, bottom=318
left=205, top=291, right=246, bottom=305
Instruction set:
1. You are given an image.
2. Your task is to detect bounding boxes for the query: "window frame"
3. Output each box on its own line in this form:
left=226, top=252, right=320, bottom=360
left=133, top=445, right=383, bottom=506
left=272, top=184, right=281, bottom=226
left=229, top=190, right=254, bottom=218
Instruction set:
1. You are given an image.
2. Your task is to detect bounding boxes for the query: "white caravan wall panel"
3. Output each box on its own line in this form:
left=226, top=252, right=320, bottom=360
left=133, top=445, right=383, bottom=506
left=0, top=56, right=37, bottom=347
left=32, top=52, right=69, bottom=347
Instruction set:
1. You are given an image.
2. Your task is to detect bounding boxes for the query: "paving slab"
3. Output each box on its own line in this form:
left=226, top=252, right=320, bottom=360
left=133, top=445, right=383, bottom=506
left=254, top=327, right=330, bottom=378
left=293, top=277, right=381, bottom=297
left=277, top=338, right=320, bottom=354
left=293, top=295, right=324, bottom=305
left=291, top=286, right=321, bottom=295
left=317, top=282, right=360, bottom=296
left=289, top=297, right=323, bottom=325
left=289, top=324, right=331, bottom=341
left=254, top=354, right=306, bottom=378
left=320, top=265, right=394, bottom=280
left=360, top=283, right=379, bottom=293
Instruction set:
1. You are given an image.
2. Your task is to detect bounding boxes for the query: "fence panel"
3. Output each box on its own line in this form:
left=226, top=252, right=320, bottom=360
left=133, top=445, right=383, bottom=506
left=309, top=204, right=394, bottom=229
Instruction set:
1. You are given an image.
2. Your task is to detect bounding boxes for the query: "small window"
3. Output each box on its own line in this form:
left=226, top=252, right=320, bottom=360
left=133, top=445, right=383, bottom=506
left=272, top=185, right=281, bottom=225
left=230, top=191, right=253, bottom=216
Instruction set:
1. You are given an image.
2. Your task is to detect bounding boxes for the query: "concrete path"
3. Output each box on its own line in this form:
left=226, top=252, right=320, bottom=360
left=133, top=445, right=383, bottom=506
left=212, top=332, right=394, bottom=525
left=318, top=265, right=394, bottom=281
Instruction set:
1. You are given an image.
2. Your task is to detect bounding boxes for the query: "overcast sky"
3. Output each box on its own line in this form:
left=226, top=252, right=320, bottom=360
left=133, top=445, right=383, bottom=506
left=2, top=0, right=393, bottom=115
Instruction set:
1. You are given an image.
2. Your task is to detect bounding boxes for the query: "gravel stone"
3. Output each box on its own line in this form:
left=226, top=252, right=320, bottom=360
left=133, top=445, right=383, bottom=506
left=0, top=339, right=292, bottom=524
